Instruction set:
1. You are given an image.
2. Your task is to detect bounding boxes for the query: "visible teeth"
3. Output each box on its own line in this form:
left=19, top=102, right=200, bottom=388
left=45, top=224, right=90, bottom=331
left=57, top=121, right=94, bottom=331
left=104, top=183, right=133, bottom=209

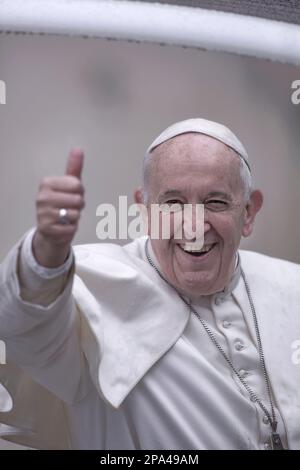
left=182, top=242, right=204, bottom=252
left=182, top=243, right=214, bottom=253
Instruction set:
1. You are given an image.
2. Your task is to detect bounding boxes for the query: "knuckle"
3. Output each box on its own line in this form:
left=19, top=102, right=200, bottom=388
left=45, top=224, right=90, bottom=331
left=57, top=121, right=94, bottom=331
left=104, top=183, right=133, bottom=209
left=66, top=175, right=78, bottom=184
left=75, top=194, right=84, bottom=207
left=36, top=191, right=49, bottom=206
left=74, top=209, right=80, bottom=220
left=66, top=175, right=80, bottom=189
left=36, top=207, right=44, bottom=219
left=77, top=183, right=85, bottom=195
left=40, top=177, right=48, bottom=188
left=40, top=176, right=53, bottom=188
left=72, top=179, right=84, bottom=195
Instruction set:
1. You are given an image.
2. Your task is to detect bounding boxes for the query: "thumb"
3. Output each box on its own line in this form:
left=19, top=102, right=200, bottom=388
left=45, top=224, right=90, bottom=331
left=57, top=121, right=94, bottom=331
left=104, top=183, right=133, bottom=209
left=65, top=148, right=84, bottom=179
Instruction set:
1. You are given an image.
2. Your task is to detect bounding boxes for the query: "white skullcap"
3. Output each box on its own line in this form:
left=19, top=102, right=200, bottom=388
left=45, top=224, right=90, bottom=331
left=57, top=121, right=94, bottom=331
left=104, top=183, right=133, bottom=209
left=146, top=118, right=250, bottom=171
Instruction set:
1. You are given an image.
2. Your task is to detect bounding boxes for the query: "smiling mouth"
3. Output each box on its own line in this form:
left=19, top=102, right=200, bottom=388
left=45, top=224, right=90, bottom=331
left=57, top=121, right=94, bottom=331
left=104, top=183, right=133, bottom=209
left=178, top=242, right=217, bottom=257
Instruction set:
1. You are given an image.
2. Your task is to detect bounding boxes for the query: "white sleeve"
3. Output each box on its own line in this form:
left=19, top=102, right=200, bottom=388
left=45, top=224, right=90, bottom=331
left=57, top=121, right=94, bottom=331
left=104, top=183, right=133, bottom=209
left=22, top=227, right=73, bottom=279
left=0, top=231, right=88, bottom=404
left=18, top=228, right=74, bottom=307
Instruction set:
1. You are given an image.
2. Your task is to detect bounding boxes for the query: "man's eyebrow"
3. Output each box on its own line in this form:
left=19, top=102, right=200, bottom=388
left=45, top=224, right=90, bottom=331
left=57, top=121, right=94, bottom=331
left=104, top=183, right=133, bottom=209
left=157, top=190, right=233, bottom=202
left=158, top=189, right=183, bottom=199
left=205, top=191, right=232, bottom=201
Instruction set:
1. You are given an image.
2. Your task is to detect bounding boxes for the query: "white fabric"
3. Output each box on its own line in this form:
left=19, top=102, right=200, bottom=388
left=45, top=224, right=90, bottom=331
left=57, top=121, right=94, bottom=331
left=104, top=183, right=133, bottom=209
left=22, top=227, right=73, bottom=280
left=1, top=1, right=300, bottom=66
left=0, top=232, right=300, bottom=449
left=146, top=118, right=250, bottom=170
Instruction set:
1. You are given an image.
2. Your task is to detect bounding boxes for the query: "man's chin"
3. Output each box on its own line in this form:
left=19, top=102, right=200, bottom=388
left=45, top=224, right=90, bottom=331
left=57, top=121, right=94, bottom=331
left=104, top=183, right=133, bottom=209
left=174, top=272, right=219, bottom=297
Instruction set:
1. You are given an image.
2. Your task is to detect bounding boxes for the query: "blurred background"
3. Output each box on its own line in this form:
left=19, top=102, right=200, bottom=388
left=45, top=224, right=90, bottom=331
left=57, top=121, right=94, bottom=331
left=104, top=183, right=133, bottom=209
left=0, top=33, right=300, bottom=263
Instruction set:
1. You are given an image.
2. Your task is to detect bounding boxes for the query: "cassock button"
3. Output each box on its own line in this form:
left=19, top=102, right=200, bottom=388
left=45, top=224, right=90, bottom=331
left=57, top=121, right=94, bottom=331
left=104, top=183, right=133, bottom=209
left=238, top=369, right=247, bottom=379
left=263, top=415, right=269, bottom=425
left=235, top=341, right=245, bottom=351
left=215, top=295, right=226, bottom=305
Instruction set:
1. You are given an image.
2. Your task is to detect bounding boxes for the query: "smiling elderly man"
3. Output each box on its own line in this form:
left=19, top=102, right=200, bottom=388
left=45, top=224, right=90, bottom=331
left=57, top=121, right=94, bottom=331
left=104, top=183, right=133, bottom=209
left=0, top=118, right=300, bottom=450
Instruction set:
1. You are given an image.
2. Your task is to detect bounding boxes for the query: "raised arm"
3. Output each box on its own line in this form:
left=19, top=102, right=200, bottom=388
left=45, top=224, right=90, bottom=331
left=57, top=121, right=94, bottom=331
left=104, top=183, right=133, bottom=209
left=0, top=149, right=88, bottom=404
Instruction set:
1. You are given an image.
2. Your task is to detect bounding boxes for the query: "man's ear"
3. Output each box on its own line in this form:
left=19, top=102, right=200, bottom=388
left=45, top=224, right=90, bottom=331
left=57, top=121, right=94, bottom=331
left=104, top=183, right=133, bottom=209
left=134, top=187, right=150, bottom=236
left=134, top=187, right=144, bottom=204
left=242, top=190, right=263, bottom=238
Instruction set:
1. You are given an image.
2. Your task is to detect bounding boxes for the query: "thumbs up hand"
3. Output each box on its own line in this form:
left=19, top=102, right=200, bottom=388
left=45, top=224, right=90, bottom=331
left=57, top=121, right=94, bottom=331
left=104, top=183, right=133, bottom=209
left=32, top=149, right=86, bottom=267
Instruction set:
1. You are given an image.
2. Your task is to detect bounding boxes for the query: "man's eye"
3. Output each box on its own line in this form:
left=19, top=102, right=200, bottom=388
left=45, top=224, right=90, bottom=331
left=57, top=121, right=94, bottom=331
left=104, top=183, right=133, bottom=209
left=159, top=201, right=183, bottom=213
left=205, top=200, right=228, bottom=211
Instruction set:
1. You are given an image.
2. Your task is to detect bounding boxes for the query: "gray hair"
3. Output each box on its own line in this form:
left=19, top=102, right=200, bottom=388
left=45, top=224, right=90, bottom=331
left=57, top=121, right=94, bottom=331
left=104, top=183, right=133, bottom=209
left=142, top=148, right=253, bottom=204
left=238, top=154, right=252, bottom=202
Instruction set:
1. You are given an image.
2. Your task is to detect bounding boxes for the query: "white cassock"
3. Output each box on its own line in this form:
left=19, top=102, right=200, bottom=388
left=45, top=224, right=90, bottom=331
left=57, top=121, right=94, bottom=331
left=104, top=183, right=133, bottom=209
left=0, top=229, right=300, bottom=450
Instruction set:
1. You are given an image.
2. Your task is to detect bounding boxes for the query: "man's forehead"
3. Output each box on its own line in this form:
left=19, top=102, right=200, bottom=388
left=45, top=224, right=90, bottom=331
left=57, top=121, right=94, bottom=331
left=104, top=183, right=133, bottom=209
left=152, top=133, right=240, bottom=171
left=150, top=144, right=244, bottom=199
left=152, top=159, right=243, bottom=196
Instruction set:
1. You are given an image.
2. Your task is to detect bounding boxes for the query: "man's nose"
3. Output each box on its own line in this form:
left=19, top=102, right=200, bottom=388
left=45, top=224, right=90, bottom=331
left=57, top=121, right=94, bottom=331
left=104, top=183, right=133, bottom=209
left=191, top=207, right=211, bottom=234
left=181, top=204, right=205, bottom=241
left=185, top=221, right=210, bottom=241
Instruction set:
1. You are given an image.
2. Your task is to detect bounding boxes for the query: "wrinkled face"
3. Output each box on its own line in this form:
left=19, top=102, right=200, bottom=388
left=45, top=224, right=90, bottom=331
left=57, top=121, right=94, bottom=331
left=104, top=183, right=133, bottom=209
left=141, top=133, right=260, bottom=297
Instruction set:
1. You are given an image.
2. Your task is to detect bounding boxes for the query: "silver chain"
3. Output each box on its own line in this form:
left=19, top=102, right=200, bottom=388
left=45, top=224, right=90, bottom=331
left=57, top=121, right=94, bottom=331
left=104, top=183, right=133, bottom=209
left=145, top=238, right=278, bottom=433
